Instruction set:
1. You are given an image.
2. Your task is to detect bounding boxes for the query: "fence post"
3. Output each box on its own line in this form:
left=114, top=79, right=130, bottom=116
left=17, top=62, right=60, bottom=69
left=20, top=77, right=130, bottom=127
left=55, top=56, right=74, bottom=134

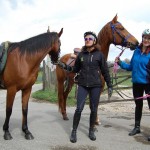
left=42, top=60, right=46, bottom=90
left=42, top=58, right=57, bottom=91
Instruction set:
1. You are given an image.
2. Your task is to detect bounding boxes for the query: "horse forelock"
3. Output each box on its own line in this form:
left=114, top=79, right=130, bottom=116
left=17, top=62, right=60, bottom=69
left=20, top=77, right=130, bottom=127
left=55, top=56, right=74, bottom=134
left=8, top=32, right=59, bottom=55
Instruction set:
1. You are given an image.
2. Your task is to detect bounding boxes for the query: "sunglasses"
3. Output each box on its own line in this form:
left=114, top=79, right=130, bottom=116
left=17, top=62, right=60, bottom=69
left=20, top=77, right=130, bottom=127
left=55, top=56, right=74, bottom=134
left=84, top=37, right=94, bottom=41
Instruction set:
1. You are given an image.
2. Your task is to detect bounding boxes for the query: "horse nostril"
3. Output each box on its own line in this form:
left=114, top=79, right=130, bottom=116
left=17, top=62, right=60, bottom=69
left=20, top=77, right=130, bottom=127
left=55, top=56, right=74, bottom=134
left=136, top=41, right=139, bottom=46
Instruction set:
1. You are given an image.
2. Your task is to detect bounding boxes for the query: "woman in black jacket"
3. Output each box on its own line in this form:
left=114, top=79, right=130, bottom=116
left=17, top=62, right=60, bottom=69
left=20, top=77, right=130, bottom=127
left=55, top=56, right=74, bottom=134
left=58, top=31, right=112, bottom=143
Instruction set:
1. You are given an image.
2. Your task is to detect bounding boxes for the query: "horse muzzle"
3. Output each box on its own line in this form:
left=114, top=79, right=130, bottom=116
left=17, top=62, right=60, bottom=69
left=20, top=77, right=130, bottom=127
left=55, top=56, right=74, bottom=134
left=126, top=41, right=139, bottom=50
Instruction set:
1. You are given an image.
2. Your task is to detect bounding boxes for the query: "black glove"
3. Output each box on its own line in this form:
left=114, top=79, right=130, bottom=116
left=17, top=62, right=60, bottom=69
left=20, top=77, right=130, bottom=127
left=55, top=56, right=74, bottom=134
left=57, top=61, right=72, bottom=72
left=57, top=61, right=67, bottom=69
left=108, top=87, right=113, bottom=98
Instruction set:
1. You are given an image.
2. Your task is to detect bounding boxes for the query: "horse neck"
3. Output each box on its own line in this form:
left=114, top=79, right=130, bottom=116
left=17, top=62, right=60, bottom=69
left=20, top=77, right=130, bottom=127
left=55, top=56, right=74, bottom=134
left=98, top=25, right=112, bottom=60
left=100, top=43, right=110, bottom=60
left=26, top=50, right=48, bottom=70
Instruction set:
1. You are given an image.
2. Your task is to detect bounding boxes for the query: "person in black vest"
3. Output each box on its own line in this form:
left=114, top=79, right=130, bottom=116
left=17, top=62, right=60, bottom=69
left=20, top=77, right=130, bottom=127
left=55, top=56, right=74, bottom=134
left=58, top=31, right=113, bottom=143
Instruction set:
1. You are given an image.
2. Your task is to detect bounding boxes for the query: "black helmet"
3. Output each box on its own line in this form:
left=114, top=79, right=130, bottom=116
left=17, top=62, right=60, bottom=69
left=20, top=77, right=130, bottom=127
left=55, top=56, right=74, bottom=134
left=84, top=31, right=98, bottom=44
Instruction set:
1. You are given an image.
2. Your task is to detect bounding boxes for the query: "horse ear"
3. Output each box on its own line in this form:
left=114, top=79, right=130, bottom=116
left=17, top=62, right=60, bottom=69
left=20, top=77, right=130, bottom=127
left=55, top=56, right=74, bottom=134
left=111, top=14, right=118, bottom=23
left=47, top=26, right=50, bottom=33
left=58, top=28, right=63, bottom=37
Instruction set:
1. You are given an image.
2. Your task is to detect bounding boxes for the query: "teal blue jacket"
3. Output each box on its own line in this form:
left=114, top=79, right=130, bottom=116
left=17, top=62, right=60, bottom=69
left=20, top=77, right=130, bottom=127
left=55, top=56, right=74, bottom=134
left=119, top=47, right=150, bottom=84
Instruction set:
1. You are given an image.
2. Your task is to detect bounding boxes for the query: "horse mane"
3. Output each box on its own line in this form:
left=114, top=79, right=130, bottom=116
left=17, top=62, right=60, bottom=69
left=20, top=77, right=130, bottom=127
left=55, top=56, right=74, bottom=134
left=8, top=32, right=58, bottom=55
left=98, top=22, right=110, bottom=45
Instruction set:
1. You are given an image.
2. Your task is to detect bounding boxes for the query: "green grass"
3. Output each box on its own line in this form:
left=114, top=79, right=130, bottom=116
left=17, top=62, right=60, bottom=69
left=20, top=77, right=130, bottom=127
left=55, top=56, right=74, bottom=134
left=110, top=70, right=132, bottom=87
left=32, top=86, right=77, bottom=106
left=32, top=70, right=132, bottom=105
left=35, top=71, right=43, bottom=84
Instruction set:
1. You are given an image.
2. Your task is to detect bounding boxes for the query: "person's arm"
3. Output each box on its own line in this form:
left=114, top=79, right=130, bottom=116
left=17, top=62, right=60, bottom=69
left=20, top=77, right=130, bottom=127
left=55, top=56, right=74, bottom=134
left=119, top=60, right=132, bottom=71
left=57, top=61, right=73, bottom=72
left=99, top=53, right=113, bottom=97
left=115, top=50, right=135, bottom=71
left=57, top=53, right=81, bottom=73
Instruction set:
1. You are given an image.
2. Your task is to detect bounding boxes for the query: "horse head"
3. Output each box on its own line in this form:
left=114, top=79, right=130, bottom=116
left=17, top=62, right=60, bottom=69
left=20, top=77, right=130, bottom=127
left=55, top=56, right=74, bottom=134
left=49, top=28, right=63, bottom=64
left=109, top=14, right=139, bottom=50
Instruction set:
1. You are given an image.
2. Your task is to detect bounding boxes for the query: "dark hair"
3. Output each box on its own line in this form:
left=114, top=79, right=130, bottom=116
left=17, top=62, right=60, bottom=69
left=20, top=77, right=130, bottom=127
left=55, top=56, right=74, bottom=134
left=139, top=42, right=150, bottom=54
left=84, top=31, right=98, bottom=44
left=81, top=43, right=101, bottom=52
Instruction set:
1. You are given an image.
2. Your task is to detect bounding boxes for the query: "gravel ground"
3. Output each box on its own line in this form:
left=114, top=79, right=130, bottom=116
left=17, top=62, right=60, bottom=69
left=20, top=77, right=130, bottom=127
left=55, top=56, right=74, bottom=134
left=0, top=85, right=150, bottom=150
left=99, top=89, right=150, bottom=113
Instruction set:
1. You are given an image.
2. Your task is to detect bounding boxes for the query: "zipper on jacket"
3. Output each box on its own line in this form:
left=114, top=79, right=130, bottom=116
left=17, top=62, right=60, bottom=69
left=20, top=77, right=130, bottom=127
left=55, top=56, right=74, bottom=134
left=86, top=53, right=90, bottom=87
left=91, top=55, right=93, bottom=62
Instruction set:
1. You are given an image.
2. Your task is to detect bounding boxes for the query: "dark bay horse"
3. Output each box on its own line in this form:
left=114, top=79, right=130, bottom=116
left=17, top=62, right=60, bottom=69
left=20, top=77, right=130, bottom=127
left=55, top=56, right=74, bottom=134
left=56, top=15, right=139, bottom=122
left=0, top=28, right=63, bottom=140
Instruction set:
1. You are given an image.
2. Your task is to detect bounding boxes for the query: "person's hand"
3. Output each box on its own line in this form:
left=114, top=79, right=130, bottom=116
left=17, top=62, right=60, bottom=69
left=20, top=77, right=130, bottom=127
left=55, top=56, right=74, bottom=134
left=108, top=87, right=113, bottom=98
left=115, top=57, right=121, bottom=65
left=57, top=61, right=73, bottom=72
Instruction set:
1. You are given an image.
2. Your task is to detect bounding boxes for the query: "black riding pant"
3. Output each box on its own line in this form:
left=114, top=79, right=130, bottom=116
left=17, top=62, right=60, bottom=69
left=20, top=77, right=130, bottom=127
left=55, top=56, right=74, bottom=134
left=75, top=85, right=101, bottom=113
left=133, top=83, right=150, bottom=122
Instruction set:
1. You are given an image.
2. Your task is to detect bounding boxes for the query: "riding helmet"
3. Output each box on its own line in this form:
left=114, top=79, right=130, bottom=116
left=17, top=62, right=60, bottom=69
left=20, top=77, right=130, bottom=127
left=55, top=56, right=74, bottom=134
left=142, top=29, right=150, bottom=36
left=84, top=31, right=98, bottom=44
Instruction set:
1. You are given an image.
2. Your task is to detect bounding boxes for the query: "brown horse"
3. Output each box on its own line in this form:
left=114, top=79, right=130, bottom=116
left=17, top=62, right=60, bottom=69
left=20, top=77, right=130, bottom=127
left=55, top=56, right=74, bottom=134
left=0, top=28, right=63, bottom=140
left=56, top=15, right=139, bottom=122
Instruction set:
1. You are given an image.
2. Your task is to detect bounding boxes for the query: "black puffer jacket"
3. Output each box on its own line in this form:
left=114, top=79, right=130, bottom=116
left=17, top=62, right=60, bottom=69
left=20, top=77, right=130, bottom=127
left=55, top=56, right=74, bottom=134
left=72, top=48, right=112, bottom=88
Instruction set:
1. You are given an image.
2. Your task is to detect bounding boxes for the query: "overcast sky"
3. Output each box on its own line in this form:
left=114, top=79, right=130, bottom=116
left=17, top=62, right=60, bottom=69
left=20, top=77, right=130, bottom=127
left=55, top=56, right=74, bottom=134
left=0, top=0, right=150, bottom=61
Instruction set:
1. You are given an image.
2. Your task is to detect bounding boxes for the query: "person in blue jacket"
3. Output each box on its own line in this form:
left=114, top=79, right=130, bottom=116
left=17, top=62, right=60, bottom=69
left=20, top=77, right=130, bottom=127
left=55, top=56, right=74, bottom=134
left=58, top=31, right=113, bottom=143
left=115, top=29, right=150, bottom=141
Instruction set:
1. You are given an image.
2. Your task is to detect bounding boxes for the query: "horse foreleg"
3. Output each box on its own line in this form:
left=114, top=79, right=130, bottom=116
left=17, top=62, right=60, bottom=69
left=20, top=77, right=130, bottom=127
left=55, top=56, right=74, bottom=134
left=62, top=90, right=70, bottom=120
left=3, top=87, right=17, bottom=140
left=94, top=77, right=105, bottom=126
left=57, top=80, right=68, bottom=120
left=22, top=87, right=34, bottom=140
left=95, top=109, right=100, bottom=125
left=61, top=88, right=69, bottom=120
left=63, top=81, right=74, bottom=120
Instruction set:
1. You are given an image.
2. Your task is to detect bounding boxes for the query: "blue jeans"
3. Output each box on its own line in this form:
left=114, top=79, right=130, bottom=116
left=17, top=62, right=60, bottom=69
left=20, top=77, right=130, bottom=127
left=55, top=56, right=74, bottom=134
left=75, top=85, right=101, bottom=113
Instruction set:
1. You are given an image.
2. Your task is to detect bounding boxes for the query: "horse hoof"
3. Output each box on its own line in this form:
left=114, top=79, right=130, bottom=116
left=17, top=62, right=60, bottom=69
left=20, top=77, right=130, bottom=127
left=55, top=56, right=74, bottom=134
left=95, top=121, right=101, bottom=126
left=4, top=131, right=13, bottom=140
left=25, top=132, right=34, bottom=140
left=93, top=127, right=98, bottom=132
left=63, top=116, right=69, bottom=120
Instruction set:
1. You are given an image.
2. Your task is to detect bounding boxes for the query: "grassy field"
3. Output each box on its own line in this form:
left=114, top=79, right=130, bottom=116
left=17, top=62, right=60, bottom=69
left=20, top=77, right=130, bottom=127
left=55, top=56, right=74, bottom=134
left=32, top=70, right=132, bottom=106
left=35, top=71, right=43, bottom=84
left=32, top=85, right=77, bottom=106
left=111, top=70, right=132, bottom=86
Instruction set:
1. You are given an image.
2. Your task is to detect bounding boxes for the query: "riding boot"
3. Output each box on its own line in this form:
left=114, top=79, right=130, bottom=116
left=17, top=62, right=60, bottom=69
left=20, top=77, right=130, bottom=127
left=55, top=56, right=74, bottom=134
left=89, top=112, right=97, bottom=141
left=129, top=121, right=141, bottom=136
left=70, top=111, right=81, bottom=143
left=148, top=136, right=150, bottom=141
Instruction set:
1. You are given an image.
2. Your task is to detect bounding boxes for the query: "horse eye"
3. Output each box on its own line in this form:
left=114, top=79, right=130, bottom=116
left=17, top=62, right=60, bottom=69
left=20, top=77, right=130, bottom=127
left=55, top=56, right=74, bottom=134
left=120, top=27, right=124, bottom=30
left=116, top=25, right=124, bottom=30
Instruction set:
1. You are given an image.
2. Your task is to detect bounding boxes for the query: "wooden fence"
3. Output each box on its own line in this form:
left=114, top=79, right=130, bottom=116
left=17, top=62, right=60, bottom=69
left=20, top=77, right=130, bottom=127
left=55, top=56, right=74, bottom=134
left=42, top=60, right=57, bottom=91
left=42, top=60, right=133, bottom=102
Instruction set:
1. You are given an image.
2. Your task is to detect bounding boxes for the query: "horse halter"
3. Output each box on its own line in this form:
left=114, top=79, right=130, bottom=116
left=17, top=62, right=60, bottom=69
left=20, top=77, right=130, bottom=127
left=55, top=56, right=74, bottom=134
left=110, top=22, right=131, bottom=47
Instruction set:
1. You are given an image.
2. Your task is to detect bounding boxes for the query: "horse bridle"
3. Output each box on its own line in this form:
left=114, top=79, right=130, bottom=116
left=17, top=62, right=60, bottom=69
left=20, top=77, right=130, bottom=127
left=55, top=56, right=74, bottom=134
left=110, top=22, right=131, bottom=47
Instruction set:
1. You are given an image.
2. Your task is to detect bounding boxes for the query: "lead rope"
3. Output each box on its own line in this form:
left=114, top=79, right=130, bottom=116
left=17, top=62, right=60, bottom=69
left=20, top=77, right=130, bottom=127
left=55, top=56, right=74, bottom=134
left=112, top=47, right=127, bottom=99
left=113, top=47, right=126, bottom=74
left=113, top=47, right=150, bottom=100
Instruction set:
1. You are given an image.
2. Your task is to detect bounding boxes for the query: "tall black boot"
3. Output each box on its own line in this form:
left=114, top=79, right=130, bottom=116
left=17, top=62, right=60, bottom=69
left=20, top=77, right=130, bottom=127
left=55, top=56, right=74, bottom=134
left=148, top=136, right=150, bottom=141
left=129, top=121, right=141, bottom=136
left=70, top=111, right=81, bottom=143
left=89, top=112, right=97, bottom=141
